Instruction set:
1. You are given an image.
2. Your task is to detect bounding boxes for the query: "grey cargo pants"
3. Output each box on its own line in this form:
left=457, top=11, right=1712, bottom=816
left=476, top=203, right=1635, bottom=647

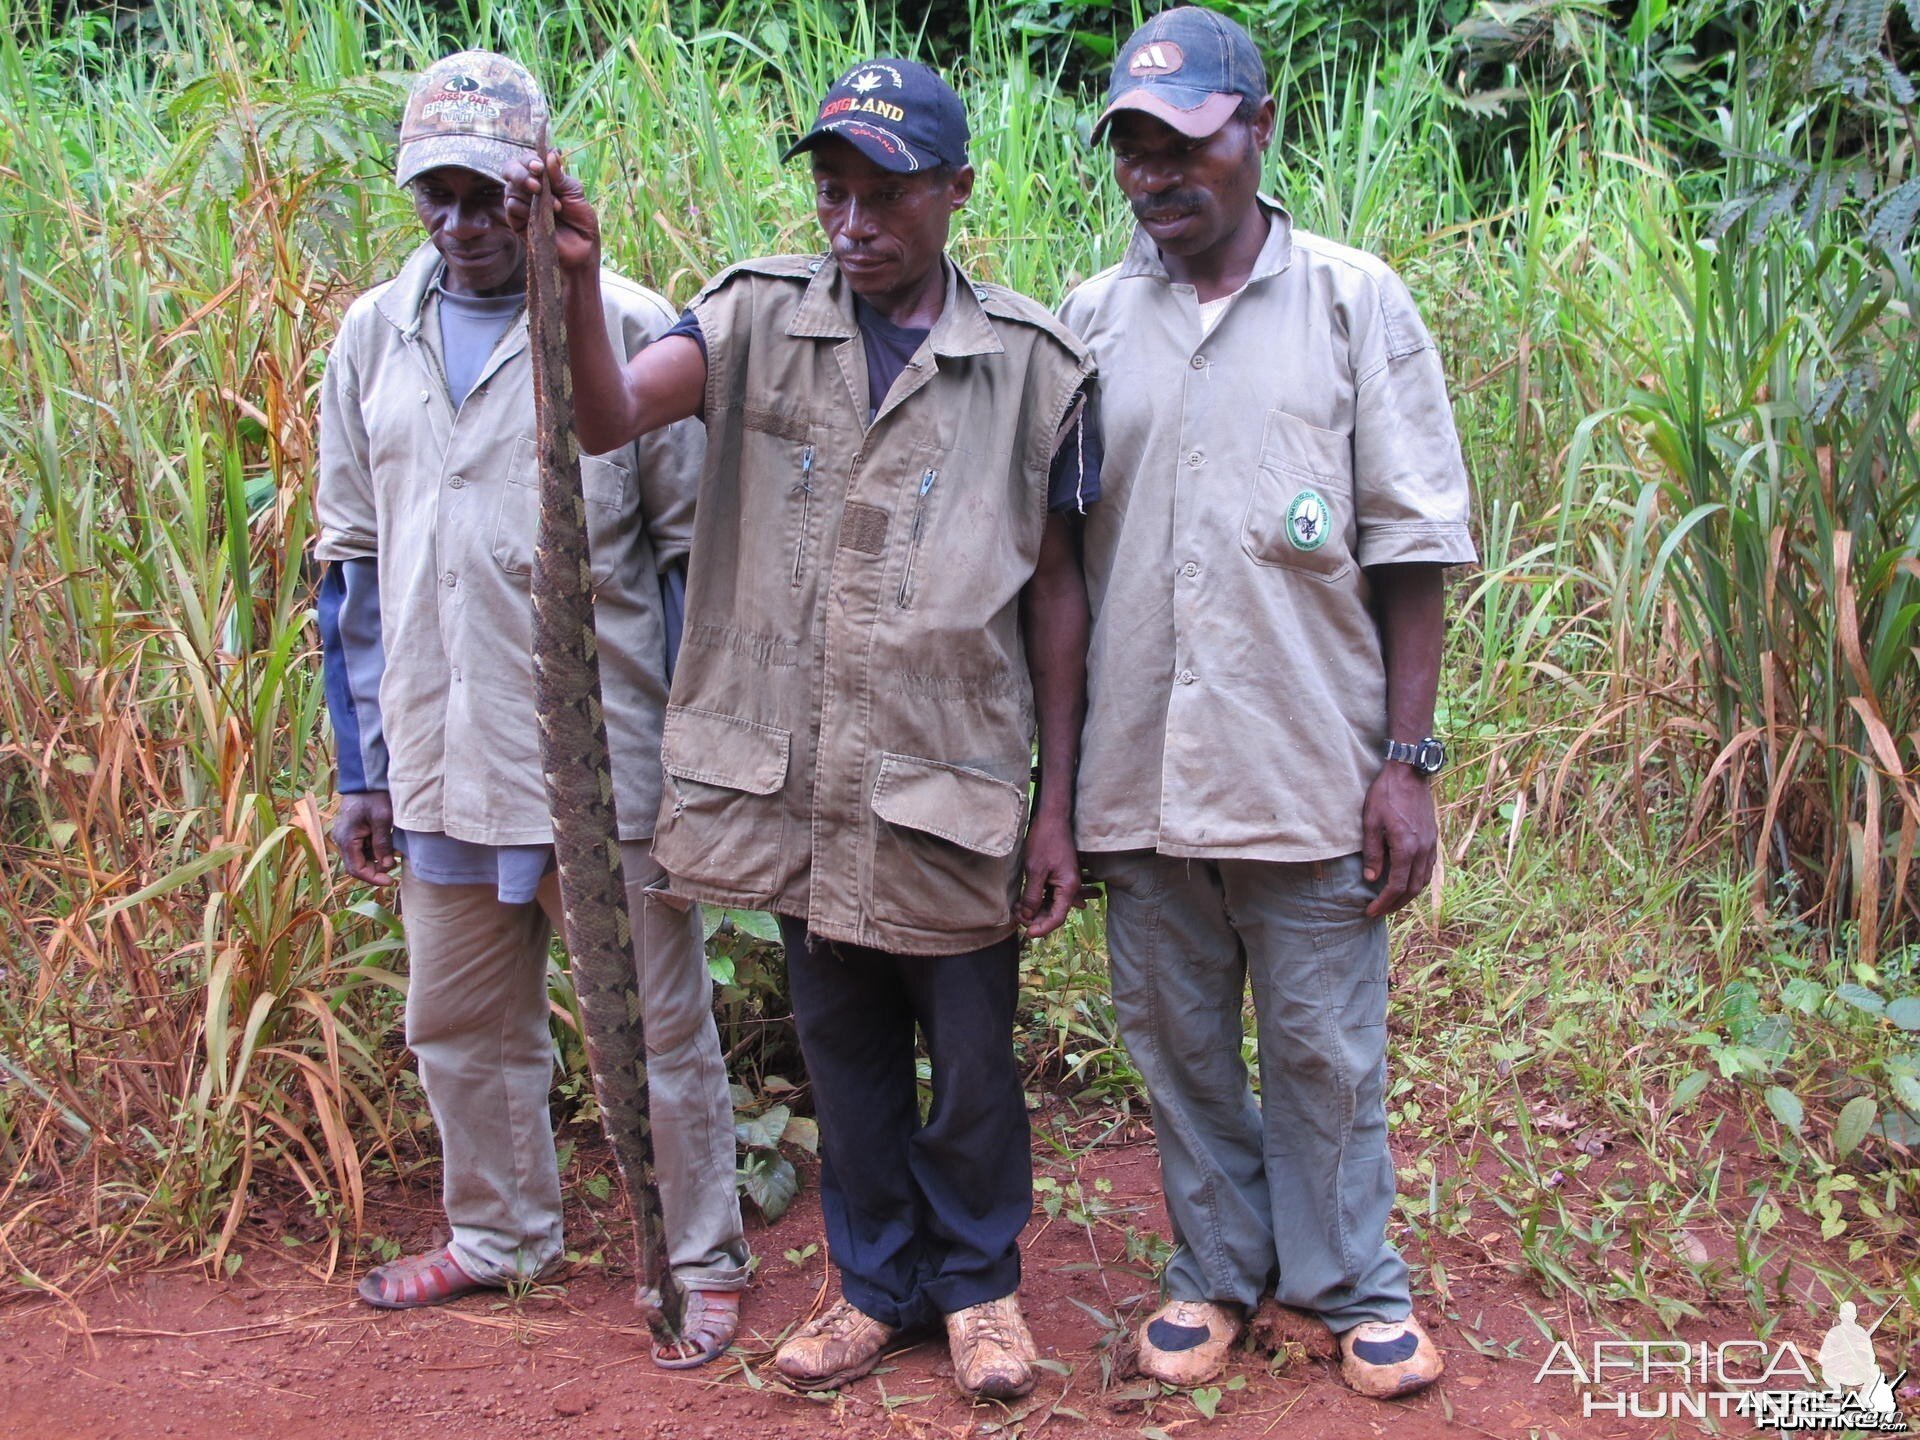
left=1095, top=850, right=1411, bottom=1329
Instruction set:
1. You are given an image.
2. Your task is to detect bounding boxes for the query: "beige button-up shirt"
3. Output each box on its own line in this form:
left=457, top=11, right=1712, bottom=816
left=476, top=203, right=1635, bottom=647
left=314, top=242, right=702, bottom=843
left=1060, top=201, right=1476, bottom=862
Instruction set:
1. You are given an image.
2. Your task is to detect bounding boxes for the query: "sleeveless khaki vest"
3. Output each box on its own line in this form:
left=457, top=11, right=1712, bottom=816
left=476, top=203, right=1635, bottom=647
left=650, top=255, right=1092, bottom=955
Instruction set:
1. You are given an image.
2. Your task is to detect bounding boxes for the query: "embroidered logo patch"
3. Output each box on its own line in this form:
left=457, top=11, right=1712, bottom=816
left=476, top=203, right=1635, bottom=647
left=1128, top=41, right=1185, bottom=77
left=822, top=94, right=907, bottom=123
left=841, top=62, right=904, bottom=90
left=1285, top=489, right=1331, bottom=550
left=821, top=119, right=918, bottom=169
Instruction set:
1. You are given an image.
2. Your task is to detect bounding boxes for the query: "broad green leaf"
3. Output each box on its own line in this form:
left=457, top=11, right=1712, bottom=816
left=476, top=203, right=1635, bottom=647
left=1891, top=1074, right=1920, bottom=1120
left=1877, top=1106, right=1920, bottom=1148
left=1780, top=977, right=1826, bottom=1014
left=726, top=908, right=783, bottom=942
left=1748, top=1013, right=1793, bottom=1059
left=741, top=1153, right=798, bottom=1221
left=781, top=1115, right=820, bottom=1155
left=1833, top=1096, right=1876, bottom=1160
left=735, top=1103, right=792, bottom=1151
left=1670, top=1068, right=1711, bottom=1109
left=1886, top=997, right=1920, bottom=1031
left=1834, top=984, right=1886, bottom=1017
left=1764, top=1086, right=1804, bottom=1136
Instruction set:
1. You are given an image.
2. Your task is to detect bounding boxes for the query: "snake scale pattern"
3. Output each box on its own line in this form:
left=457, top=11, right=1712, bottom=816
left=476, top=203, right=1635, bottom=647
left=524, top=170, right=687, bottom=1341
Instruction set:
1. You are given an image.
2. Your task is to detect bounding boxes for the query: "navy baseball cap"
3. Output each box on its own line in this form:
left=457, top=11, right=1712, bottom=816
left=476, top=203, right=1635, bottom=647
left=1095, top=7, right=1268, bottom=141
left=784, top=58, right=970, bottom=174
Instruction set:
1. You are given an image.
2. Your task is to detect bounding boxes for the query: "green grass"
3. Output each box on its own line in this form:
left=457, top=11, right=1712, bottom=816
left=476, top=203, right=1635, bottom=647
left=1, top=0, right=1916, bottom=1363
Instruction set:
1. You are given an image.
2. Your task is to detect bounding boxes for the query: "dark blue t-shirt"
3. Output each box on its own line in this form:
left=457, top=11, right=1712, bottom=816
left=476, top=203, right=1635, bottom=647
left=661, top=306, right=1100, bottom=514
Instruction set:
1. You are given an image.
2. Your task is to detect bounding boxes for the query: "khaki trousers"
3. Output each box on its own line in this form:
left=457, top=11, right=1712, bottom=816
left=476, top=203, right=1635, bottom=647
left=398, top=846, right=749, bottom=1289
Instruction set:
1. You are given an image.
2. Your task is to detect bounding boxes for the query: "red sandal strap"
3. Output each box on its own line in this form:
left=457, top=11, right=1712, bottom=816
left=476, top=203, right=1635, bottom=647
left=359, top=1246, right=486, bottom=1309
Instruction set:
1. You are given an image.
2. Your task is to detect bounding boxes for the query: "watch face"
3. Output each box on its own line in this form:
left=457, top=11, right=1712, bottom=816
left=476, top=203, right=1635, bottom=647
left=1416, top=740, right=1447, bottom=775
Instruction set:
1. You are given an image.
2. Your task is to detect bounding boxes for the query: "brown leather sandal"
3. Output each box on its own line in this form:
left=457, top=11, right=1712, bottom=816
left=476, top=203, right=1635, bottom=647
left=356, top=1245, right=496, bottom=1310
left=651, top=1289, right=742, bottom=1369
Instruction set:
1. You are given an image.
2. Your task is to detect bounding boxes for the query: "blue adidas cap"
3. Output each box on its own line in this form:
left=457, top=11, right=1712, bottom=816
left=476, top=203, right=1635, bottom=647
left=1095, top=7, right=1268, bottom=141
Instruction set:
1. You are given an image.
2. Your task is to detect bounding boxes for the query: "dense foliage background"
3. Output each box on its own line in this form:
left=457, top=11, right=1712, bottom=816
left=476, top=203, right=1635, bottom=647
left=2, top=0, right=1916, bottom=1341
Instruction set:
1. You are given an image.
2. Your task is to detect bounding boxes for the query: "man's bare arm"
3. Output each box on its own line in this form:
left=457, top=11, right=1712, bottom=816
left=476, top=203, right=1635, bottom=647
left=504, top=151, right=707, bottom=453
left=1362, top=562, right=1445, bottom=917
left=1016, top=512, right=1090, bottom=939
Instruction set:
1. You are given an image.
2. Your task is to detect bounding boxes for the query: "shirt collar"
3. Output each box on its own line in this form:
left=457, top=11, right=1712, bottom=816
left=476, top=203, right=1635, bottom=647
left=1117, top=194, right=1294, bottom=286
left=376, top=242, right=452, bottom=336
left=785, top=254, right=1005, bottom=358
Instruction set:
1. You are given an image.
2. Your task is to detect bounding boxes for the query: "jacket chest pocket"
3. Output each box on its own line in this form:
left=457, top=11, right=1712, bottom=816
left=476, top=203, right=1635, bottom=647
left=491, top=436, right=635, bottom=588
left=1241, top=409, right=1355, bottom=583
left=740, top=409, right=826, bottom=590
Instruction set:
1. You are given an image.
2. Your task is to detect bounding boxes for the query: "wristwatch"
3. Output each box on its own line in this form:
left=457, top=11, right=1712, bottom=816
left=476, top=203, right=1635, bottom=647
left=1384, top=737, right=1447, bottom=776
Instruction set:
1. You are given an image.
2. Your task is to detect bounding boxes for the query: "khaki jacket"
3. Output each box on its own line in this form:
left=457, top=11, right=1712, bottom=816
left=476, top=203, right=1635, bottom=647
left=314, top=242, right=702, bottom=843
left=1061, top=203, right=1476, bottom=861
left=650, top=256, right=1093, bottom=955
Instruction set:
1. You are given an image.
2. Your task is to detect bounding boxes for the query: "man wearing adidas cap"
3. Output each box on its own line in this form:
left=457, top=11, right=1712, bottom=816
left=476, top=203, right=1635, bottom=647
left=1059, top=5, right=1476, bottom=1400
left=505, top=57, right=1098, bottom=1401
left=314, top=52, right=750, bottom=1366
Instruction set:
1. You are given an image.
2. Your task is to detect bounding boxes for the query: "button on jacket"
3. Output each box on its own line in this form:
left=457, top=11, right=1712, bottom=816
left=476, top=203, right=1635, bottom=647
left=1060, top=201, right=1477, bottom=862
left=314, top=242, right=702, bottom=843
left=649, top=255, right=1093, bottom=956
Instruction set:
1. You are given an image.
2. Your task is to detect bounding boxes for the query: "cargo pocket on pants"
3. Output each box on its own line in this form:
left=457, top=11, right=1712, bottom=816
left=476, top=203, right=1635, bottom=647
left=651, top=705, right=790, bottom=898
left=867, top=752, right=1027, bottom=934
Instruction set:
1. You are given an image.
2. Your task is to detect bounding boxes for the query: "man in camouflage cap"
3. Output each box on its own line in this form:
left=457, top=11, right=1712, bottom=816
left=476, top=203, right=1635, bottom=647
left=315, top=50, right=750, bottom=1366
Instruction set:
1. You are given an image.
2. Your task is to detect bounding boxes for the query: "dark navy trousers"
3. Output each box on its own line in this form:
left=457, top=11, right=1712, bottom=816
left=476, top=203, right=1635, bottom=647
left=780, top=919, right=1032, bottom=1331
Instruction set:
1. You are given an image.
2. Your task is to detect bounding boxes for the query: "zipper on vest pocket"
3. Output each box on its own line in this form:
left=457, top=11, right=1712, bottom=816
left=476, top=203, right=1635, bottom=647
left=790, top=443, right=815, bottom=588
left=897, top=467, right=937, bottom=608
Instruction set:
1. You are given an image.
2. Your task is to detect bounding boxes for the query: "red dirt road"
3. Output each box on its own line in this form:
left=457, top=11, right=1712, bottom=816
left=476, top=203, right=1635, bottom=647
left=0, top=1124, right=1782, bottom=1439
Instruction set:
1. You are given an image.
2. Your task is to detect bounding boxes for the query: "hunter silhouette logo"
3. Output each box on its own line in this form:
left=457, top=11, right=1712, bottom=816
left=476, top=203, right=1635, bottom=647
left=1286, top=489, right=1331, bottom=551
left=1129, top=41, right=1186, bottom=76
left=1817, top=1301, right=1904, bottom=1420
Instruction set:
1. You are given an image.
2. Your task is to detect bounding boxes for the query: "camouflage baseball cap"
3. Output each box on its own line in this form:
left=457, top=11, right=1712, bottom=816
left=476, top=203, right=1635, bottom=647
left=395, top=51, right=547, bottom=187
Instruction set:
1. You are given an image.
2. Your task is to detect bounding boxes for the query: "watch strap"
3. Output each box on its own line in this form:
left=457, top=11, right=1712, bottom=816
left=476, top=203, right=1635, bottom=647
left=1384, top=736, right=1445, bottom=775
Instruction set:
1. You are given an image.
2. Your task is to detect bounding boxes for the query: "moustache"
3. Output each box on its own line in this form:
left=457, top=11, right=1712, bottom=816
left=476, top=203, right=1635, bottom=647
left=1132, top=191, right=1206, bottom=222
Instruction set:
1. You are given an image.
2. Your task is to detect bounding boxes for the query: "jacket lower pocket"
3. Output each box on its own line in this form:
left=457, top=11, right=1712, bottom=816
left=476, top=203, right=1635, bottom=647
left=651, top=705, right=791, bottom=894
left=867, top=752, right=1026, bottom=935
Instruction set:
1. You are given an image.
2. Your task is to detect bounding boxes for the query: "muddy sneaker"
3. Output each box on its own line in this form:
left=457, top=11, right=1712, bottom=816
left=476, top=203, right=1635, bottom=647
left=945, top=1295, right=1038, bottom=1401
left=774, top=1298, right=897, bottom=1391
left=1135, top=1299, right=1242, bottom=1387
left=1339, top=1316, right=1443, bottom=1398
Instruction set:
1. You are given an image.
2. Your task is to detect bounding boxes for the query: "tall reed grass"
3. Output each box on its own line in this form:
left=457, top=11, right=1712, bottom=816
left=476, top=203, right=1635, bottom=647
left=2, top=0, right=1913, bottom=1283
